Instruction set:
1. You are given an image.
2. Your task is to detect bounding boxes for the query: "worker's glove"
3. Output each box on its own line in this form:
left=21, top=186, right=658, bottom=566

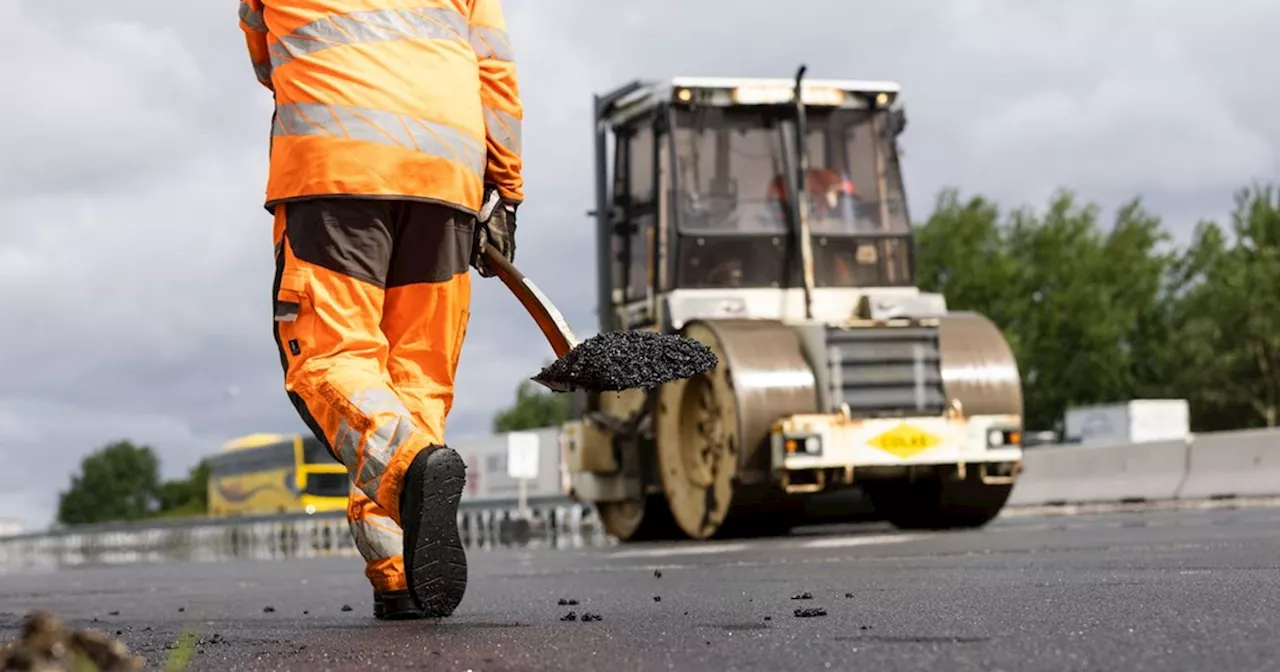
left=472, top=185, right=517, bottom=278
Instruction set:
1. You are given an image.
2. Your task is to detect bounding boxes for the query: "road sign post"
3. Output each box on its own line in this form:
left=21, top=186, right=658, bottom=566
left=506, top=432, right=540, bottom=517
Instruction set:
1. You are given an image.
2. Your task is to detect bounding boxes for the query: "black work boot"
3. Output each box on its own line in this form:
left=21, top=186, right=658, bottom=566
left=399, top=445, right=468, bottom=618
left=373, top=590, right=423, bottom=620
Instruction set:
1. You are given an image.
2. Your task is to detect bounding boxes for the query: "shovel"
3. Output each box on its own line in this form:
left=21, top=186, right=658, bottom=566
left=480, top=243, right=717, bottom=393
left=480, top=243, right=579, bottom=388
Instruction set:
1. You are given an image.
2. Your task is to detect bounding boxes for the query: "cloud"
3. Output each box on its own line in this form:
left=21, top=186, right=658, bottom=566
left=0, top=0, right=1276, bottom=531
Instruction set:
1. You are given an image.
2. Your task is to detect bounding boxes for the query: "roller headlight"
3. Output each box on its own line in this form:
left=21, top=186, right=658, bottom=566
left=987, top=429, right=1021, bottom=448
left=784, top=434, right=822, bottom=457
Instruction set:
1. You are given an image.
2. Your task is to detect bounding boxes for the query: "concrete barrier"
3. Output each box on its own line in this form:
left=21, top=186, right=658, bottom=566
left=1008, top=439, right=1190, bottom=506
left=1177, top=428, right=1280, bottom=500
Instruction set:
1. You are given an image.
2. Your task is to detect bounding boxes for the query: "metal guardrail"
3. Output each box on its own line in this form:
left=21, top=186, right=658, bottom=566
left=0, top=496, right=603, bottom=573
left=0, top=495, right=574, bottom=543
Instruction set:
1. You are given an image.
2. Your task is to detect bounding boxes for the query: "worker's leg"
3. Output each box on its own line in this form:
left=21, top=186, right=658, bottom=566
left=346, top=484, right=428, bottom=619
left=347, top=483, right=403, bottom=590
left=380, top=201, right=474, bottom=617
left=271, top=199, right=444, bottom=600
left=381, top=202, right=473, bottom=442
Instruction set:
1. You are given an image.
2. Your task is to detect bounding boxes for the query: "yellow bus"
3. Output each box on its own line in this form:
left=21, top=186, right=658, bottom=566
left=208, top=433, right=349, bottom=516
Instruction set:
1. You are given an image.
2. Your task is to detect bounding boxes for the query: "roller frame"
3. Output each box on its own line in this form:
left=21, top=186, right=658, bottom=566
left=771, top=414, right=1022, bottom=472
left=770, top=311, right=1025, bottom=489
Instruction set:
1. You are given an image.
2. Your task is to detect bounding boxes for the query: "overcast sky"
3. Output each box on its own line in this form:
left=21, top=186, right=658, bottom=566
left=1, top=0, right=1275, bottom=530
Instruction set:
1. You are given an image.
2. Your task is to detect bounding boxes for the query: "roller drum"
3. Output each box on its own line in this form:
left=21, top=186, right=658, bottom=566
left=654, top=319, right=818, bottom=539
left=860, top=312, right=1023, bottom=531
left=934, top=312, right=1023, bottom=418
left=700, top=319, right=820, bottom=480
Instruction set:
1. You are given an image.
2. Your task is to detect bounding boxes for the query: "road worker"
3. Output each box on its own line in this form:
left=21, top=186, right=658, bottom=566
left=767, top=168, right=862, bottom=233
left=238, top=0, right=523, bottom=620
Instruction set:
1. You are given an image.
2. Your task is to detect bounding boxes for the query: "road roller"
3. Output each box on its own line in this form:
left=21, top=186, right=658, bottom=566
left=559, top=69, right=1025, bottom=541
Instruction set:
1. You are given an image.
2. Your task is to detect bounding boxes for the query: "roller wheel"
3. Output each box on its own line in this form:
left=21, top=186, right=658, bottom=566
left=597, top=496, right=684, bottom=542
left=864, top=470, right=1013, bottom=530
left=654, top=323, right=739, bottom=540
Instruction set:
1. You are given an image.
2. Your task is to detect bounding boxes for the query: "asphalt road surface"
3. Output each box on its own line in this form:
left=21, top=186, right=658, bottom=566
left=3, top=505, right=1279, bottom=671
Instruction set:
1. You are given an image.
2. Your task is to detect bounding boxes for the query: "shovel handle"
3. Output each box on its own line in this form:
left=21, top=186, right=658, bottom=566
left=482, top=243, right=580, bottom=358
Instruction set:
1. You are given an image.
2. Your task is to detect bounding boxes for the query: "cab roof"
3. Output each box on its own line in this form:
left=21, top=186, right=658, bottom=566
left=600, top=76, right=902, bottom=126
left=670, top=76, right=900, bottom=94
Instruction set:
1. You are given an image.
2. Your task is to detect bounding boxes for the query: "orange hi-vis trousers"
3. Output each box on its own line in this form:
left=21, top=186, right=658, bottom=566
left=272, top=198, right=473, bottom=594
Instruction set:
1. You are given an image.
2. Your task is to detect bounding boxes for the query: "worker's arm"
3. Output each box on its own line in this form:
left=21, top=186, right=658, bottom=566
left=469, top=0, right=524, bottom=205
left=239, top=0, right=274, bottom=91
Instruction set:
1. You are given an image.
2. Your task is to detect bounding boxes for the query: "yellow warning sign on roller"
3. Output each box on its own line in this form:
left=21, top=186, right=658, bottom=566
left=867, top=424, right=941, bottom=458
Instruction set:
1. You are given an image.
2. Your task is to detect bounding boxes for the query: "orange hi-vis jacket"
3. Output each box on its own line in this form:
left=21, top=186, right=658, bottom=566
left=238, top=0, right=524, bottom=215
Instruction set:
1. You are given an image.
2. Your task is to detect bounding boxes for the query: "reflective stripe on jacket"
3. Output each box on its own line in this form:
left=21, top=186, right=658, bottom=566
left=239, top=0, right=524, bottom=214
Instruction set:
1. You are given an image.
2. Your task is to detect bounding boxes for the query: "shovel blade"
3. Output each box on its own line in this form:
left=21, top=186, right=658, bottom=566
left=530, top=373, right=575, bottom=393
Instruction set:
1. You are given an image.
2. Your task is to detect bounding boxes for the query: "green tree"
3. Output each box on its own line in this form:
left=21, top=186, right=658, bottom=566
left=913, top=190, right=1021, bottom=342
left=157, top=459, right=211, bottom=518
left=915, top=189, right=1175, bottom=431
left=56, top=440, right=162, bottom=526
left=492, top=380, right=573, bottom=432
left=1165, top=185, right=1280, bottom=430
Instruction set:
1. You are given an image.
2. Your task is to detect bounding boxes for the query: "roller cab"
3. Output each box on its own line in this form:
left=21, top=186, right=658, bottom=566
left=563, top=74, right=1024, bottom=541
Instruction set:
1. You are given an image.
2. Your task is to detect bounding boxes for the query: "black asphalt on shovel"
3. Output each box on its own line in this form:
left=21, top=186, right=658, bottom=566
left=480, top=243, right=717, bottom=393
